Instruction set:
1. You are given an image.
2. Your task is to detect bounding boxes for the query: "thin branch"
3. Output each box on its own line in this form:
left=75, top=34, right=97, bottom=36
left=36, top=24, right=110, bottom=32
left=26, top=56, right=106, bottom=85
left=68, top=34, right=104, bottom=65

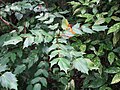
left=0, top=16, right=10, bottom=26
left=0, top=16, right=18, bottom=29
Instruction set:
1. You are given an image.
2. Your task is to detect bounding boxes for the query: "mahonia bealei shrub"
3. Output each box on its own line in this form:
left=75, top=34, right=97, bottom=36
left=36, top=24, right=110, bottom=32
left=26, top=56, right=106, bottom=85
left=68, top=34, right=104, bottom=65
left=0, top=0, right=95, bottom=89
left=68, top=0, right=120, bottom=89
left=0, top=0, right=120, bottom=90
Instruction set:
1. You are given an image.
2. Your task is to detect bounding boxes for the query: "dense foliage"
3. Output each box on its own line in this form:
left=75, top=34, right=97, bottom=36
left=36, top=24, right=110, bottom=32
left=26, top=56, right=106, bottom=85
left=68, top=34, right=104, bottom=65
left=0, top=0, right=120, bottom=90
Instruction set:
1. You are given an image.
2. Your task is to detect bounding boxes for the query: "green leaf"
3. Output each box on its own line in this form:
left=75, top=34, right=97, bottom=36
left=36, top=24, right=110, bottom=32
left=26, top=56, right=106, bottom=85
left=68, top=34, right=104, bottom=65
left=48, top=23, right=59, bottom=30
left=85, top=59, right=98, bottom=70
left=33, top=83, right=41, bottom=90
left=111, top=72, right=120, bottom=84
left=37, top=13, right=49, bottom=21
left=81, top=24, right=94, bottom=34
left=108, top=52, right=115, bottom=65
left=50, top=58, right=59, bottom=67
left=105, top=67, right=120, bottom=74
left=40, top=77, right=47, bottom=87
left=0, top=65, right=7, bottom=73
left=99, top=85, right=112, bottom=90
left=10, top=53, right=16, bottom=63
left=14, top=64, right=26, bottom=75
left=48, top=44, right=58, bottom=52
left=111, top=16, right=120, bottom=21
left=77, top=14, right=94, bottom=22
left=23, top=3, right=32, bottom=9
left=105, top=17, right=111, bottom=23
left=59, top=77, right=68, bottom=85
left=73, top=58, right=89, bottom=74
left=31, top=77, right=41, bottom=84
left=61, top=18, right=69, bottom=30
left=113, top=31, right=120, bottom=45
left=35, top=69, right=48, bottom=77
left=72, top=23, right=83, bottom=35
left=10, top=5, right=21, bottom=11
left=113, top=47, right=120, bottom=53
left=50, top=58, right=70, bottom=73
left=58, top=58, right=70, bottom=73
left=49, top=50, right=69, bottom=59
left=44, top=17, right=54, bottom=24
left=23, top=34, right=34, bottom=48
left=107, top=23, right=120, bottom=34
left=92, top=25, right=108, bottom=31
left=95, top=18, right=105, bottom=25
left=15, top=12, right=23, bottom=20
left=80, top=44, right=86, bottom=52
left=0, top=72, right=18, bottom=90
left=3, top=36, right=22, bottom=46
left=27, top=85, right=33, bottom=90
left=30, top=30, right=43, bottom=44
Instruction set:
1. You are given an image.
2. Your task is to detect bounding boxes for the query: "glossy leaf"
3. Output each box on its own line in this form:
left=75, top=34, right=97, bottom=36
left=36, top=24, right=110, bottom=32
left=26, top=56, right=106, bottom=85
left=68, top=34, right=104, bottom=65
left=61, top=18, right=69, bottom=30
left=81, top=24, right=94, bottom=34
left=73, top=58, right=89, bottom=74
left=111, top=72, right=120, bottom=84
left=0, top=65, right=7, bottom=73
left=3, top=36, right=22, bottom=46
left=58, top=58, right=70, bottom=73
left=92, top=25, right=108, bottom=31
left=107, top=23, right=120, bottom=34
left=14, top=64, right=26, bottom=75
left=40, top=77, right=47, bottom=87
left=0, top=72, right=18, bottom=90
left=23, top=35, right=34, bottom=48
left=48, top=23, right=59, bottom=30
left=108, top=52, right=115, bottom=65
left=105, top=67, right=120, bottom=74
left=33, top=83, right=41, bottom=90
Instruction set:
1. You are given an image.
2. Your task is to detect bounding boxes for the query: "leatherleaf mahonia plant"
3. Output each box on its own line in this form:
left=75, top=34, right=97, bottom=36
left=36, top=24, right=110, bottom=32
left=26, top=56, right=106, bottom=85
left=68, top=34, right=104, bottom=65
left=0, top=0, right=120, bottom=90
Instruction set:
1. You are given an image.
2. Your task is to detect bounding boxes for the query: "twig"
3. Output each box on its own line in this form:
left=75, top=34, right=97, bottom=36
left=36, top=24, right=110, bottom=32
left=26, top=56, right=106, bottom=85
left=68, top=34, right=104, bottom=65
left=0, top=16, right=18, bottom=29
left=0, top=16, right=10, bottom=26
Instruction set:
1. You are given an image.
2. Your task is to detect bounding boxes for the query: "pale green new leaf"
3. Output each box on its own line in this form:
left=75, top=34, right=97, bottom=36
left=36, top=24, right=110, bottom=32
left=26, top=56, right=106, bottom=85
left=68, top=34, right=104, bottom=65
left=111, top=72, right=120, bottom=84
left=61, top=18, right=68, bottom=30
left=107, top=23, right=120, bottom=34
left=111, top=16, right=120, bottom=21
left=108, top=52, right=115, bottom=65
left=0, top=72, right=18, bottom=90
